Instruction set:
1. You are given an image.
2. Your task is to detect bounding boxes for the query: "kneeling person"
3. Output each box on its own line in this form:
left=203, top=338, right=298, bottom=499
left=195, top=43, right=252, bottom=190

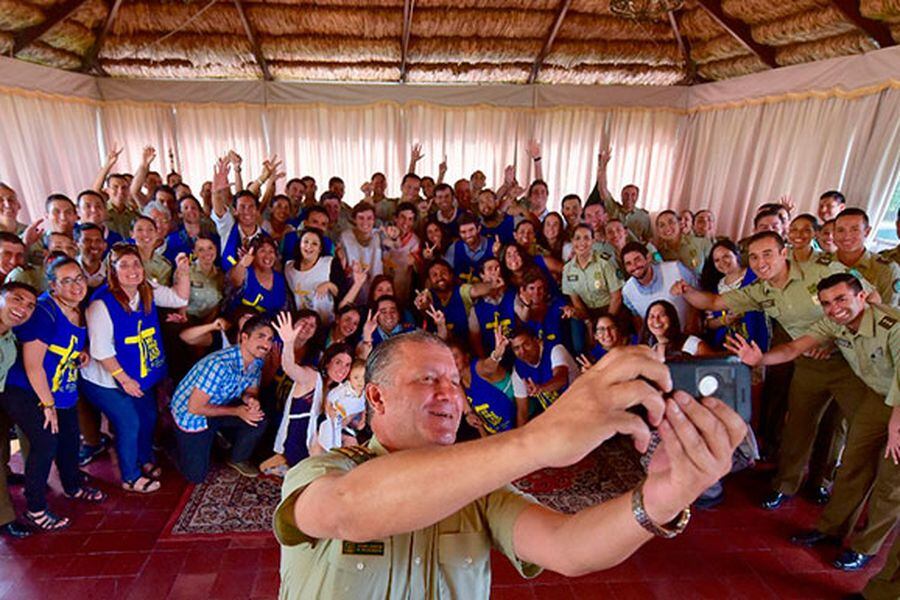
left=509, top=326, right=577, bottom=427
left=170, top=315, right=273, bottom=483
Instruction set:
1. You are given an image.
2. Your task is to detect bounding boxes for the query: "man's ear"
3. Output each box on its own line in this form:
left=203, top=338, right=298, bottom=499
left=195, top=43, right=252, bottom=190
left=366, top=383, right=386, bottom=415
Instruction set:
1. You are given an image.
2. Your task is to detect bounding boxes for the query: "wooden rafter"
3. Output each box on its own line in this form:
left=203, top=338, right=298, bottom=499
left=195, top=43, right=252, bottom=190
left=400, top=0, right=416, bottom=82
left=667, top=10, right=696, bottom=84
left=233, top=0, right=272, bottom=81
left=830, top=0, right=895, bottom=48
left=695, top=0, right=777, bottom=68
left=82, top=0, right=123, bottom=76
left=13, top=0, right=90, bottom=55
left=528, top=0, right=573, bottom=84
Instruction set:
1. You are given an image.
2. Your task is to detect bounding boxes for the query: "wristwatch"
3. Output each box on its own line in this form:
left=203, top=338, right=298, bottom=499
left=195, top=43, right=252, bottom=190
left=631, top=480, right=690, bottom=539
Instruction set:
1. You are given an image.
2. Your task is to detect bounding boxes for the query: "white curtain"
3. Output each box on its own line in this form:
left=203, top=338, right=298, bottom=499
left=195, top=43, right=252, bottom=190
left=100, top=102, right=177, bottom=178
left=673, top=88, right=900, bottom=239
left=0, top=93, right=100, bottom=222
left=173, top=103, right=268, bottom=191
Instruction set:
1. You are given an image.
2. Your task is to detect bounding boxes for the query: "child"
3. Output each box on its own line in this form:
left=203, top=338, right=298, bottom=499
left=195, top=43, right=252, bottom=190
left=316, top=359, right=367, bottom=451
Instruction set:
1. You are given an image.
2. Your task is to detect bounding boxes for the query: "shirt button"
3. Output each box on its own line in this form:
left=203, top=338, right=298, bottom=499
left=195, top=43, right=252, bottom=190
left=356, top=562, right=365, bottom=571
left=464, top=557, right=473, bottom=566
left=414, top=556, right=422, bottom=565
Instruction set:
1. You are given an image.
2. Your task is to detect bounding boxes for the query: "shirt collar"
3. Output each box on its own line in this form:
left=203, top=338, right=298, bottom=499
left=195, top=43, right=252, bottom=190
left=848, top=305, right=877, bottom=339
left=367, top=434, right=389, bottom=457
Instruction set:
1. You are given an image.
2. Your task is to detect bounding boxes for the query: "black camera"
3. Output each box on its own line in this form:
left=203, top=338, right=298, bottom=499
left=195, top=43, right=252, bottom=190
left=667, top=357, right=752, bottom=422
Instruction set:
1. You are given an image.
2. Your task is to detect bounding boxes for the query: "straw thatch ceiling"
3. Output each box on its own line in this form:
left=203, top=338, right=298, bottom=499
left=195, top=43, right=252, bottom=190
left=1, top=0, right=897, bottom=85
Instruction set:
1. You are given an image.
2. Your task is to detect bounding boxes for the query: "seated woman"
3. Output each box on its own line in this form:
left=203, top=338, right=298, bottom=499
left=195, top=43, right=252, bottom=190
left=284, top=228, right=360, bottom=325
left=81, top=243, right=190, bottom=493
left=271, top=313, right=352, bottom=467
left=699, top=240, right=769, bottom=353
left=576, top=314, right=638, bottom=371
left=316, top=358, right=367, bottom=452
left=325, top=305, right=360, bottom=349
left=2, top=258, right=106, bottom=531
left=229, top=236, right=287, bottom=317
left=641, top=299, right=714, bottom=360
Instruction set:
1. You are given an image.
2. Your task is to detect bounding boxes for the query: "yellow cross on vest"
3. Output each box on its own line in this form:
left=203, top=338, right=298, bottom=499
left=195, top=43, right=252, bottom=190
left=485, top=311, right=511, bottom=335
left=124, top=320, right=157, bottom=379
left=241, top=293, right=266, bottom=312
left=47, top=334, right=80, bottom=393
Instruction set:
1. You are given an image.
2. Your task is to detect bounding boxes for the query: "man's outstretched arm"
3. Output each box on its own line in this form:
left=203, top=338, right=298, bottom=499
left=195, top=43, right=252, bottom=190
left=290, top=347, right=673, bottom=543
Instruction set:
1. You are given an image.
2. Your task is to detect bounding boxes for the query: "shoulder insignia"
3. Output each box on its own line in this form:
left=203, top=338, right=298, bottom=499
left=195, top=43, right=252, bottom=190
left=816, top=256, right=832, bottom=266
left=599, top=252, right=612, bottom=260
left=879, top=315, right=897, bottom=330
left=333, top=446, right=377, bottom=466
left=876, top=254, right=891, bottom=264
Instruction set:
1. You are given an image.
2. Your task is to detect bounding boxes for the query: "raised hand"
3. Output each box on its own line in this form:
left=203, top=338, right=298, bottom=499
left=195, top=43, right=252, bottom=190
left=576, top=353, right=593, bottom=373
left=598, top=146, right=612, bottom=166
left=410, top=143, right=424, bottom=163
left=425, top=304, right=446, bottom=327
left=492, top=327, right=509, bottom=357
left=723, top=333, right=763, bottom=366
left=560, top=305, right=577, bottom=319
left=274, top=311, right=296, bottom=342
left=777, top=194, right=795, bottom=215
left=413, top=288, right=432, bottom=311
left=227, top=149, right=243, bottom=167
left=503, top=164, right=515, bottom=185
left=361, top=181, right=373, bottom=197
left=213, top=156, right=232, bottom=192
left=886, top=407, right=900, bottom=465
left=362, top=309, right=377, bottom=340
left=438, top=156, right=447, bottom=175
left=105, top=145, right=123, bottom=168
left=238, top=246, right=255, bottom=269
left=384, top=224, right=400, bottom=241
left=351, top=261, right=369, bottom=286
left=141, top=145, right=157, bottom=167
left=525, top=139, right=541, bottom=160
left=174, top=252, right=190, bottom=276
left=23, top=217, right=45, bottom=247
left=422, top=243, right=436, bottom=261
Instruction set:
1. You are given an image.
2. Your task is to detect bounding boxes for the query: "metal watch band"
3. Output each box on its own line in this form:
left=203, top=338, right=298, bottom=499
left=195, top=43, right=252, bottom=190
left=631, top=481, right=691, bottom=539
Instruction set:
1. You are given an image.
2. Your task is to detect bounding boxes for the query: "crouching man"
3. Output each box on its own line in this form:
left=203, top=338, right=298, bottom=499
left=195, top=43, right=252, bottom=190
left=274, top=331, right=746, bottom=598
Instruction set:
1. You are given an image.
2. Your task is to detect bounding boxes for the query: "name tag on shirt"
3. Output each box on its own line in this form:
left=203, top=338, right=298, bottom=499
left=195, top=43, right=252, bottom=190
left=342, top=541, right=385, bottom=556
left=760, top=299, right=775, bottom=309
left=566, top=275, right=579, bottom=282
left=835, top=339, right=852, bottom=349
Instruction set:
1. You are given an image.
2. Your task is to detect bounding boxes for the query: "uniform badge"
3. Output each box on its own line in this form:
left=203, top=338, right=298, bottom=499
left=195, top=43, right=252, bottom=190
left=816, top=256, right=832, bottom=265
left=760, top=299, right=775, bottom=308
left=599, top=252, right=611, bottom=260
left=566, top=275, right=579, bottom=282
left=835, top=339, right=852, bottom=349
left=878, top=315, right=897, bottom=330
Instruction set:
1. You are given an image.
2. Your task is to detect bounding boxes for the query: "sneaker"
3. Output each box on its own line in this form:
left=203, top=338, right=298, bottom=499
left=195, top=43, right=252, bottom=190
left=78, top=434, right=112, bottom=467
left=227, top=460, right=260, bottom=478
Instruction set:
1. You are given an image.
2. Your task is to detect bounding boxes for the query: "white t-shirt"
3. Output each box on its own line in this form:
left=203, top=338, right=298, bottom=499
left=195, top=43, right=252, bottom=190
left=285, top=257, right=334, bottom=323
left=339, top=230, right=383, bottom=304
left=511, top=345, right=578, bottom=398
left=622, top=261, right=696, bottom=326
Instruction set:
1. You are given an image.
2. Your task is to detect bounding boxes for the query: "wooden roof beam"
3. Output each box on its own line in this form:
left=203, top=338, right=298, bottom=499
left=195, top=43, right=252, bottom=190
left=667, top=10, right=698, bottom=84
left=234, top=0, right=272, bottom=81
left=400, top=0, right=416, bottom=82
left=528, top=0, right=573, bottom=84
left=830, top=0, right=895, bottom=48
left=82, top=0, right=123, bottom=76
left=695, top=0, right=777, bottom=68
left=13, top=0, right=90, bottom=55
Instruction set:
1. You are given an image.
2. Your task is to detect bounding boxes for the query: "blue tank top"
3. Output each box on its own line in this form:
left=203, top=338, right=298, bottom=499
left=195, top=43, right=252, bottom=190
left=449, top=239, right=494, bottom=284
left=94, top=285, right=166, bottom=390
left=432, top=288, right=469, bottom=342
left=466, top=362, right=515, bottom=434
left=514, top=343, right=569, bottom=412
left=473, top=289, right=516, bottom=355
left=238, top=267, right=287, bottom=316
left=221, top=224, right=244, bottom=272
left=709, top=269, right=770, bottom=351
left=523, top=295, right=565, bottom=346
left=481, top=215, right=515, bottom=245
left=8, top=293, right=86, bottom=409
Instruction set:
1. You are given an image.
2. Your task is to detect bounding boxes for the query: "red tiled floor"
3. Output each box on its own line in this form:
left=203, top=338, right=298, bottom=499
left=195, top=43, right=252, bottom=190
left=0, top=450, right=894, bottom=599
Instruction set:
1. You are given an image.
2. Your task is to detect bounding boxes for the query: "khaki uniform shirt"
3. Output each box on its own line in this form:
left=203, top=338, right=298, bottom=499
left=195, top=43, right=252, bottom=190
left=7, top=265, right=47, bottom=293
left=274, top=437, right=541, bottom=600
left=561, top=251, right=622, bottom=309
left=106, top=205, right=138, bottom=239
left=657, top=236, right=705, bottom=275
left=145, top=252, right=173, bottom=286
left=822, top=251, right=900, bottom=306
left=0, top=330, right=16, bottom=392
left=808, top=304, right=900, bottom=407
left=375, top=197, right=400, bottom=225
left=878, top=244, right=900, bottom=266
left=722, top=258, right=868, bottom=340
left=187, top=264, right=224, bottom=320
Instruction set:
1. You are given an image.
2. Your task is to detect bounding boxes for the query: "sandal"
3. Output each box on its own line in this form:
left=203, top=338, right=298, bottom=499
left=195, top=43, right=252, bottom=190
left=121, top=476, right=160, bottom=494
left=141, top=463, right=162, bottom=479
left=65, top=486, right=107, bottom=503
left=24, top=510, right=70, bottom=532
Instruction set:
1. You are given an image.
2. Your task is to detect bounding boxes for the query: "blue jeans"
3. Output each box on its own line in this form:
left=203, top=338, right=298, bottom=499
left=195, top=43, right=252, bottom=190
left=175, top=414, right=268, bottom=484
left=80, top=379, right=157, bottom=483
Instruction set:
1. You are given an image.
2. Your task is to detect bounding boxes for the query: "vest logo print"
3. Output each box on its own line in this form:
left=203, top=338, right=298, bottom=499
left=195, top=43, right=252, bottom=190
left=48, top=334, right=80, bottom=393
left=125, top=320, right=161, bottom=378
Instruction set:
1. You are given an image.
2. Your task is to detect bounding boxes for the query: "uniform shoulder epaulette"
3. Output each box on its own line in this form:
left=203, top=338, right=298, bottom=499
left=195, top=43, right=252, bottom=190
left=878, top=314, right=897, bottom=330
left=875, top=254, right=891, bottom=265
left=816, top=255, right=833, bottom=266
left=333, top=445, right=378, bottom=466
left=599, top=251, right=612, bottom=261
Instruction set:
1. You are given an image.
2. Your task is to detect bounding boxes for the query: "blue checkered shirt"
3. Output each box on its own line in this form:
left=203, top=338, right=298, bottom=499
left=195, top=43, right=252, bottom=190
left=170, top=345, right=262, bottom=432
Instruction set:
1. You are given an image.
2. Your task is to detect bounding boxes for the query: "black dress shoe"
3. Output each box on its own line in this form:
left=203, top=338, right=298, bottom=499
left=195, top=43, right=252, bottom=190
left=790, top=529, right=840, bottom=547
left=0, top=521, right=32, bottom=539
left=833, top=550, right=874, bottom=571
left=760, top=491, right=790, bottom=510
left=809, top=484, right=831, bottom=505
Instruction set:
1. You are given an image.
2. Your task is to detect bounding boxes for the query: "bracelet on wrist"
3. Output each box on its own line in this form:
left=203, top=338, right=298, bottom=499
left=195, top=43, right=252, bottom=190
left=40, top=401, right=55, bottom=409
left=631, top=480, right=690, bottom=539
left=533, top=157, right=542, bottom=162
left=110, top=367, right=124, bottom=378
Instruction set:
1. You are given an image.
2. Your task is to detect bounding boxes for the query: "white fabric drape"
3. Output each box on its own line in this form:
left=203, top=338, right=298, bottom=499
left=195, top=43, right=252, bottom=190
left=173, top=104, right=268, bottom=191
left=672, top=88, right=900, bottom=239
left=100, top=102, right=177, bottom=177
left=0, top=93, right=100, bottom=222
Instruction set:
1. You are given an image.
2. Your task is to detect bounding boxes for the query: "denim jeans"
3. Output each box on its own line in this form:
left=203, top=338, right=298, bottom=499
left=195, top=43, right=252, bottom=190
left=0, top=386, right=81, bottom=512
left=80, top=379, right=157, bottom=483
left=175, top=414, right=268, bottom=484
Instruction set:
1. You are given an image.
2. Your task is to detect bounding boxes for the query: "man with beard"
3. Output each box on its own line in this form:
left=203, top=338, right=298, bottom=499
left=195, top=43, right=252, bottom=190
left=469, top=257, right=516, bottom=358
left=445, top=213, right=494, bottom=283
left=211, top=158, right=265, bottom=273
left=477, top=189, right=515, bottom=245
left=621, top=242, right=696, bottom=333
left=414, top=260, right=471, bottom=345
left=164, top=195, right=219, bottom=265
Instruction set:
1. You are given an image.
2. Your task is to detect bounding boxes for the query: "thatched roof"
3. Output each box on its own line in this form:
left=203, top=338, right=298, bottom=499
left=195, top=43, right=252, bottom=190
left=1, top=0, right=897, bottom=85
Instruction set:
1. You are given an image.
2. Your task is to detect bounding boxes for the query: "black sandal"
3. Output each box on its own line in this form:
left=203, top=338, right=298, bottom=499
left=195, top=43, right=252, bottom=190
left=24, top=510, right=70, bottom=532
left=65, top=486, right=107, bottom=503
left=121, top=476, right=161, bottom=494
left=141, top=463, right=162, bottom=479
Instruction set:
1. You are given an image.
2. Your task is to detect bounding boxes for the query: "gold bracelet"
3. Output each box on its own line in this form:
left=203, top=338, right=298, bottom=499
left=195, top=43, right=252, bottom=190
left=110, top=368, right=124, bottom=377
left=40, top=402, right=55, bottom=409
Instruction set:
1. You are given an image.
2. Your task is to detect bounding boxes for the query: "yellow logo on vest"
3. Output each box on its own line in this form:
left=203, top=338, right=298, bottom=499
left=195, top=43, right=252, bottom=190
left=242, top=293, right=267, bottom=312
left=125, top=320, right=160, bottom=378
left=48, top=335, right=80, bottom=393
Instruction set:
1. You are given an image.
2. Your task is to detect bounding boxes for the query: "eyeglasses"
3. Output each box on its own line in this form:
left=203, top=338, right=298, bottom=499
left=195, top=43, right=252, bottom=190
left=58, top=275, right=86, bottom=286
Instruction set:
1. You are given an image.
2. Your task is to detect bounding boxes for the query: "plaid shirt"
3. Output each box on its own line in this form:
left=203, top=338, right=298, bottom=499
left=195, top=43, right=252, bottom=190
left=170, top=345, right=262, bottom=432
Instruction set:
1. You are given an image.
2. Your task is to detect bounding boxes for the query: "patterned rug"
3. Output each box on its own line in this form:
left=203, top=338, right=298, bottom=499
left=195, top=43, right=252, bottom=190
left=161, top=436, right=645, bottom=538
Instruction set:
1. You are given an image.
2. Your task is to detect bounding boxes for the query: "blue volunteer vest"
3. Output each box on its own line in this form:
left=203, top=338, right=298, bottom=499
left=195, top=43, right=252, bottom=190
left=514, top=343, right=569, bottom=413
left=449, top=238, right=494, bottom=283
left=481, top=215, right=515, bottom=245
left=432, top=288, right=469, bottom=341
left=238, top=267, right=287, bottom=316
left=709, top=269, right=770, bottom=352
left=94, top=285, right=166, bottom=390
left=474, top=289, right=516, bottom=354
left=523, top=295, right=565, bottom=346
left=466, top=363, right=515, bottom=434
left=8, top=294, right=86, bottom=409
left=164, top=226, right=221, bottom=265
